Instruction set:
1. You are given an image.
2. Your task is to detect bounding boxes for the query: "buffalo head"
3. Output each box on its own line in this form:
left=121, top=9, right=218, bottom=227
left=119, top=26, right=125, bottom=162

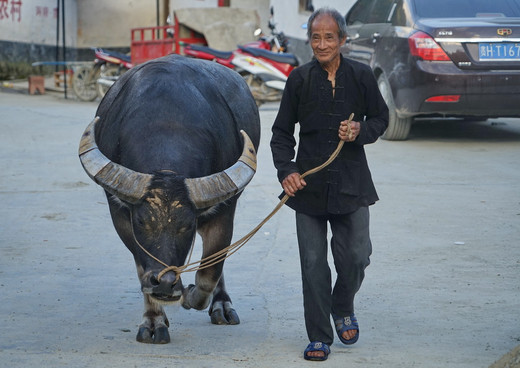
left=78, top=117, right=257, bottom=303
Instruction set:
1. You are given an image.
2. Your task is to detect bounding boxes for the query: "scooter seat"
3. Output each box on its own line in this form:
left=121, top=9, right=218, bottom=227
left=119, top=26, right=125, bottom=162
left=186, top=44, right=233, bottom=60
left=238, top=46, right=299, bottom=67
left=97, top=48, right=131, bottom=63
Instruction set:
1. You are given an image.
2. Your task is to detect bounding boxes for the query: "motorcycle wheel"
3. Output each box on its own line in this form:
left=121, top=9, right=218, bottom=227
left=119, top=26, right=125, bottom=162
left=242, top=73, right=282, bottom=106
left=72, top=65, right=100, bottom=102
left=96, top=65, right=123, bottom=99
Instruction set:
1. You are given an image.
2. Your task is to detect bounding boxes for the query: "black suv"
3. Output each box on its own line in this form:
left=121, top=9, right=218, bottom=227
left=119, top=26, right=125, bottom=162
left=341, top=0, right=520, bottom=140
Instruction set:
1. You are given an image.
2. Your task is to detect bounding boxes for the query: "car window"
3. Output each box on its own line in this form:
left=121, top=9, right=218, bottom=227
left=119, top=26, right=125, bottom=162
left=413, top=0, right=520, bottom=18
left=366, top=0, right=396, bottom=23
left=391, top=0, right=410, bottom=26
left=346, top=0, right=376, bottom=25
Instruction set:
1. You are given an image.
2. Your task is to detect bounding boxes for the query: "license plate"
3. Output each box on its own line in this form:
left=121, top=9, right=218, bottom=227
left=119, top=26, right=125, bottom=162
left=479, top=42, right=520, bottom=61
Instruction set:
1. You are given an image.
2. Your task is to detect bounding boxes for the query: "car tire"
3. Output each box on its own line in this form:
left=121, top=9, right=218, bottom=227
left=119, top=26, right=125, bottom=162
left=377, top=74, right=412, bottom=141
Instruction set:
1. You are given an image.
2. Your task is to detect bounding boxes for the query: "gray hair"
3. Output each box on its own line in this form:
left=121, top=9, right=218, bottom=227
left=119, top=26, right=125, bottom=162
left=306, top=7, right=347, bottom=40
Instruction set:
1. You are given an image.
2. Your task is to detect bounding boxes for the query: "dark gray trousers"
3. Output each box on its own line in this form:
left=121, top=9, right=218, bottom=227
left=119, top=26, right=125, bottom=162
left=295, top=207, right=372, bottom=345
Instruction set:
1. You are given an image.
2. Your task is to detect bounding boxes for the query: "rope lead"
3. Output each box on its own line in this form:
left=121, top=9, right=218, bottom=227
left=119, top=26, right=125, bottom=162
left=145, top=113, right=355, bottom=282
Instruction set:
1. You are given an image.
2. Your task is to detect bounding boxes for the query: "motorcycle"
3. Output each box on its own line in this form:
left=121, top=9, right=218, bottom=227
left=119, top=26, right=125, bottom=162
left=71, top=47, right=133, bottom=101
left=183, top=42, right=298, bottom=104
left=256, top=6, right=291, bottom=53
left=183, top=8, right=298, bottom=104
left=94, top=48, right=133, bottom=97
left=232, top=46, right=298, bottom=103
left=183, top=43, right=235, bottom=68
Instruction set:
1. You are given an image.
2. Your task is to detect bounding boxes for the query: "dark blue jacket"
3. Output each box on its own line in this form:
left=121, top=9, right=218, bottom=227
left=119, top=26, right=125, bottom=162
left=270, top=56, right=389, bottom=215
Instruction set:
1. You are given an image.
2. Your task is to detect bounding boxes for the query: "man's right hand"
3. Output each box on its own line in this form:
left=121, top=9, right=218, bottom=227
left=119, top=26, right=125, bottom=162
left=282, top=172, right=306, bottom=197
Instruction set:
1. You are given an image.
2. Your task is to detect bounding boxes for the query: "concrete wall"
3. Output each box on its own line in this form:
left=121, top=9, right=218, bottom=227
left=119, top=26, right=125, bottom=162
left=0, top=0, right=161, bottom=78
left=0, top=0, right=78, bottom=78
left=268, top=0, right=357, bottom=63
left=171, top=0, right=219, bottom=9
left=0, top=0, right=77, bottom=46
left=270, top=0, right=355, bottom=39
left=76, top=2, right=158, bottom=48
left=229, top=0, right=271, bottom=33
left=0, top=0, right=358, bottom=78
left=0, top=0, right=167, bottom=48
left=169, top=0, right=270, bottom=36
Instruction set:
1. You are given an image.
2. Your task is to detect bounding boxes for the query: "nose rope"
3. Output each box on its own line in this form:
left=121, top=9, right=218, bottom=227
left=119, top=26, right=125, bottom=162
left=131, top=113, right=353, bottom=284
left=129, top=211, right=198, bottom=284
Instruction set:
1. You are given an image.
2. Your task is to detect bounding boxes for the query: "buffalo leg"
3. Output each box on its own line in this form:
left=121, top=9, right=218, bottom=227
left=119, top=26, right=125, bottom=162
left=106, top=197, right=171, bottom=343
left=182, top=201, right=240, bottom=324
left=209, top=275, right=240, bottom=325
left=136, top=294, right=170, bottom=344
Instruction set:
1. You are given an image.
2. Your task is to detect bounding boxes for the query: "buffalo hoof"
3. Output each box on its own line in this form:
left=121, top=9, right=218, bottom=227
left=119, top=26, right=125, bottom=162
left=136, top=326, right=171, bottom=344
left=181, top=284, right=195, bottom=310
left=181, top=284, right=210, bottom=311
left=153, top=325, right=171, bottom=344
left=210, top=300, right=240, bottom=325
left=136, top=326, right=153, bottom=343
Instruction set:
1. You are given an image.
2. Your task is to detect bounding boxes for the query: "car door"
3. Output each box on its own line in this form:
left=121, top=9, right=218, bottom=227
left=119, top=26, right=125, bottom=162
left=343, top=0, right=396, bottom=67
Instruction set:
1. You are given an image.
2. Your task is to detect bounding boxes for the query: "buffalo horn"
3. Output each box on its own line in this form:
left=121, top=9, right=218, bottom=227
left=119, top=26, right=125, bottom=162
left=185, top=130, right=257, bottom=209
left=79, top=118, right=257, bottom=208
left=78, top=117, right=153, bottom=204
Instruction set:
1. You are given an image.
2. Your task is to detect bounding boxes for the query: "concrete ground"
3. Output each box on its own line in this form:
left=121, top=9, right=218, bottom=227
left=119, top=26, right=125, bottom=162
left=1, top=81, right=519, bottom=368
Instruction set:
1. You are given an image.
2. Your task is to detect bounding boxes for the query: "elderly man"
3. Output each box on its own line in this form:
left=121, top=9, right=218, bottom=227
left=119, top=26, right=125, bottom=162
left=270, top=7, right=389, bottom=361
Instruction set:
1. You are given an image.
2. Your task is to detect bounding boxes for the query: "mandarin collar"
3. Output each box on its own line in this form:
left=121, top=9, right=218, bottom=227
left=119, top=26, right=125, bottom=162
left=314, top=55, right=345, bottom=80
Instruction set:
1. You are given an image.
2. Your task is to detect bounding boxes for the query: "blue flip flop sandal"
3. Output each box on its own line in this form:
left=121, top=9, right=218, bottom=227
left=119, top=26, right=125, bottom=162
left=304, top=341, right=330, bottom=361
left=332, top=313, right=359, bottom=345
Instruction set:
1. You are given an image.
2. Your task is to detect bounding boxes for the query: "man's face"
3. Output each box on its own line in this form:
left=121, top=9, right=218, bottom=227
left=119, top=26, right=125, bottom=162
left=310, top=14, right=346, bottom=66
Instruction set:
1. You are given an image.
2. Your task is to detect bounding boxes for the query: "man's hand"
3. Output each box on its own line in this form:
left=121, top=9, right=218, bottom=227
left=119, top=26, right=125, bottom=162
left=282, top=172, right=306, bottom=197
left=338, top=119, right=360, bottom=142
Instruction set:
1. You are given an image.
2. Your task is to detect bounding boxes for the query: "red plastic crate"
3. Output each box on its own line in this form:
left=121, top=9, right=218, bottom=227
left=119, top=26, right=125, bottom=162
left=131, top=25, right=175, bottom=65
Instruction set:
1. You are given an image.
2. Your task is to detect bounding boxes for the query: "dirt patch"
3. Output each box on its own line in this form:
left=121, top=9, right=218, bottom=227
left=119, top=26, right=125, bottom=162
left=489, top=345, right=520, bottom=368
left=58, top=181, right=90, bottom=189
left=41, top=213, right=66, bottom=221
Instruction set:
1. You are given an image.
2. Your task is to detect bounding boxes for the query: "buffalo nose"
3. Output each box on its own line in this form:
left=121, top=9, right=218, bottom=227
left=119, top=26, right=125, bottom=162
left=150, top=271, right=177, bottom=295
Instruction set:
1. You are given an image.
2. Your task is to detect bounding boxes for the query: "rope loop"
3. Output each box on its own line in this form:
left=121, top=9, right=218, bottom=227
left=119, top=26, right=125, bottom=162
left=157, top=265, right=183, bottom=283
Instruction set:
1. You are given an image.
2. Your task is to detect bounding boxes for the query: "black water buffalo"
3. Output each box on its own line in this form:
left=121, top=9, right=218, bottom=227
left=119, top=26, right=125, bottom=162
left=78, top=55, right=260, bottom=344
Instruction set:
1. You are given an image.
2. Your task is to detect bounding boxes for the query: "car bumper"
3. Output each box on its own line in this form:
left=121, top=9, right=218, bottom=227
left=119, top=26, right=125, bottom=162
left=393, top=61, right=520, bottom=118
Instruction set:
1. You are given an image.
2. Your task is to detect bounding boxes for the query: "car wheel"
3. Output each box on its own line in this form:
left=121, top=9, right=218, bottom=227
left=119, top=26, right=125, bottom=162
left=377, top=74, right=412, bottom=140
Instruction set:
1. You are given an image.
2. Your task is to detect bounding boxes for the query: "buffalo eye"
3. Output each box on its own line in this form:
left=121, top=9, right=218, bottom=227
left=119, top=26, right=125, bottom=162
left=132, top=212, right=147, bottom=228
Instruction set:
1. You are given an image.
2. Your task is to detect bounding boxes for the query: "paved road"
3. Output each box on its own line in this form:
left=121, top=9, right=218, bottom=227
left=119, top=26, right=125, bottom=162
left=1, top=87, right=519, bottom=367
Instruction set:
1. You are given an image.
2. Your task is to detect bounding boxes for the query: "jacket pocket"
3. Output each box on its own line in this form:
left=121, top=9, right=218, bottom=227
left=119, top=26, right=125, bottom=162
left=338, top=160, right=361, bottom=196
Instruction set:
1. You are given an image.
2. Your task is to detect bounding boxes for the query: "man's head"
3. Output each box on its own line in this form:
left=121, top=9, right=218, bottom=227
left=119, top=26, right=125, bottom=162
left=307, top=7, right=347, bottom=67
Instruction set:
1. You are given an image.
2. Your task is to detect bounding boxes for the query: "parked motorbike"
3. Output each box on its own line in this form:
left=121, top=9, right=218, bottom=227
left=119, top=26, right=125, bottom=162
left=182, top=7, right=298, bottom=104
left=257, top=6, right=291, bottom=53
left=184, top=42, right=298, bottom=104
left=232, top=46, right=298, bottom=103
left=71, top=47, right=133, bottom=101
left=93, top=48, right=133, bottom=97
left=183, top=43, right=235, bottom=68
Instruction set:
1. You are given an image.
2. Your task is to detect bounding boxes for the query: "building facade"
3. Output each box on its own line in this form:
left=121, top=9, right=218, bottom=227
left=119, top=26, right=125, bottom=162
left=0, top=0, right=355, bottom=79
